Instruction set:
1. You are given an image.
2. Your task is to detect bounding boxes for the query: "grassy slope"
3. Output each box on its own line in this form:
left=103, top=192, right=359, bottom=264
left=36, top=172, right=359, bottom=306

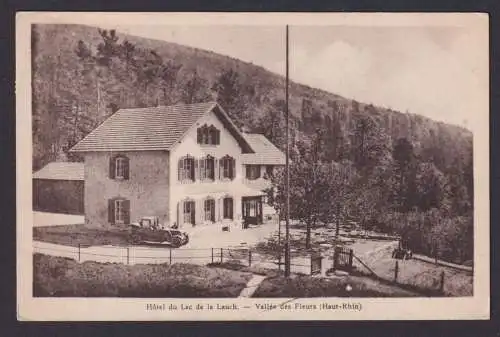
left=353, top=243, right=473, bottom=297
left=34, top=253, right=252, bottom=297
left=253, top=274, right=419, bottom=298
left=33, top=224, right=133, bottom=247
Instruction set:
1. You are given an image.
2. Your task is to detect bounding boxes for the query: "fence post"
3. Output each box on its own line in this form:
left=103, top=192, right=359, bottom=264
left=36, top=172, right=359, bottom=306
left=169, top=249, right=172, bottom=265
left=248, top=250, right=252, bottom=267
left=126, top=247, right=130, bottom=265
left=78, top=244, right=81, bottom=262
left=333, top=246, right=340, bottom=270
left=220, top=248, right=223, bottom=263
left=439, top=271, right=445, bottom=294
left=394, top=260, right=399, bottom=283
left=211, top=248, right=214, bottom=264
left=348, top=249, right=353, bottom=272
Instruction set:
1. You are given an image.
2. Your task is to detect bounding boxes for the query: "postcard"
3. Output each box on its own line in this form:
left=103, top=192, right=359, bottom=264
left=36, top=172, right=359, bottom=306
left=17, top=12, right=489, bottom=321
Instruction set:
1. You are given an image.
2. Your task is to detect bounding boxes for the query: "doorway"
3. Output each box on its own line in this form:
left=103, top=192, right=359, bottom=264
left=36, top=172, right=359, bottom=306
left=242, top=196, right=263, bottom=227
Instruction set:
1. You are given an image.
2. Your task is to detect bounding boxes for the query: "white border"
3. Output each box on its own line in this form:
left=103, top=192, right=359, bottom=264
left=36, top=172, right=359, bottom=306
left=16, top=12, right=490, bottom=321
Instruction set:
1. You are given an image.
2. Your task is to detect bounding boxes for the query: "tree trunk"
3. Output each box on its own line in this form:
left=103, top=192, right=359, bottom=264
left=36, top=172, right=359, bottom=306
left=335, top=204, right=341, bottom=240
left=305, top=221, right=311, bottom=250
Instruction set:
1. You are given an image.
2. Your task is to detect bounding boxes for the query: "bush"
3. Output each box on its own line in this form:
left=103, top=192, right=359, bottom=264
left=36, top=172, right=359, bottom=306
left=34, top=254, right=252, bottom=297
left=376, top=210, right=473, bottom=264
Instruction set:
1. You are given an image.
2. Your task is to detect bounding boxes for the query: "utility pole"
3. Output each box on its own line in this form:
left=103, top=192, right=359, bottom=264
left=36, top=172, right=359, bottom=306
left=284, top=25, right=291, bottom=277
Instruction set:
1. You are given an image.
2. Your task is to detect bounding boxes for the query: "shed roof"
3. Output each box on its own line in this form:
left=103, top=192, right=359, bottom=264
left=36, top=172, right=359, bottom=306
left=70, top=102, right=253, bottom=153
left=33, top=162, right=84, bottom=181
left=241, top=133, right=286, bottom=165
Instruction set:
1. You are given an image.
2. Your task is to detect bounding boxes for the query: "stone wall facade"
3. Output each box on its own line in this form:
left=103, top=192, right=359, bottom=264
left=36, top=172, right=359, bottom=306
left=84, top=151, right=170, bottom=227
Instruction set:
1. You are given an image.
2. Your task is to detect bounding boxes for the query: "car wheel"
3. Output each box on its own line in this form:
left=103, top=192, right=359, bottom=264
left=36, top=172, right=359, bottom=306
left=130, top=234, right=141, bottom=245
left=172, top=237, right=182, bottom=248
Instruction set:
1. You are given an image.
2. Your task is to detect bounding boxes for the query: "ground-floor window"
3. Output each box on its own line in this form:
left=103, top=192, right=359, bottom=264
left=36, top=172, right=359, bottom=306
left=108, top=198, right=130, bottom=225
left=204, top=198, right=215, bottom=222
left=244, top=199, right=258, bottom=217
left=223, top=197, right=233, bottom=219
left=183, top=200, right=195, bottom=225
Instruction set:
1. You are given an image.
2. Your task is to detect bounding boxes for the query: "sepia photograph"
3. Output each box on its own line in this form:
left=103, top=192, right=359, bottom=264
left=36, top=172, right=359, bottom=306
left=17, top=12, right=489, bottom=321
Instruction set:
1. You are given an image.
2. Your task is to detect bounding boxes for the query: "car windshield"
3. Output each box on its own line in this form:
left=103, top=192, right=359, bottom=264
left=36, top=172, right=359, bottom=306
left=169, top=230, right=181, bottom=235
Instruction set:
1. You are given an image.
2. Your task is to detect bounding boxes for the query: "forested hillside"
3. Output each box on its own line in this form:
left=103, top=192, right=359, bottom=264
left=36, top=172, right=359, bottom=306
left=31, top=24, right=474, bottom=263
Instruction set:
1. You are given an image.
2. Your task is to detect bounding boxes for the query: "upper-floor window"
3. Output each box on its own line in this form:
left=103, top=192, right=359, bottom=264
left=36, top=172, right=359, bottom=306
left=197, top=124, right=220, bottom=145
left=109, top=155, right=129, bottom=180
left=219, top=155, right=235, bottom=180
left=246, top=165, right=261, bottom=180
left=264, top=165, right=274, bottom=179
left=200, top=155, right=215, bottom=181
left=178, top=155, right=195, bottom=181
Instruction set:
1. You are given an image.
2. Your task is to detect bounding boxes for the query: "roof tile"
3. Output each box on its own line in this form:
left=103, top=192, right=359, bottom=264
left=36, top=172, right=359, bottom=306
left=70, top=102, right=217, bottom=152
left=33, top=162, right=84, bottom=181
left=241, top=133, right=286, bottom=165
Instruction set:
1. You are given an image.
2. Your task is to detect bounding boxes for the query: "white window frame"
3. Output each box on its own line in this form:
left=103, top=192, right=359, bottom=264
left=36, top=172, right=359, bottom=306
left=180, top=156, right=194, bottom=181
left=204, top=198, right=215, bottom=222
left=115, top=157, right=126, bottom=179
left=200, top=156, right=215, bottom=181
left=221, top=156, right=233, bottom=179
left=183, top=200, right=195, bottom=224
left=114, top=199, right=125, bottom=224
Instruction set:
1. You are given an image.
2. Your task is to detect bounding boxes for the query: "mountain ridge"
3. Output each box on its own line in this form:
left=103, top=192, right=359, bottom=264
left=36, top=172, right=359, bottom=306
left=32, top=23, right=472, bottom=172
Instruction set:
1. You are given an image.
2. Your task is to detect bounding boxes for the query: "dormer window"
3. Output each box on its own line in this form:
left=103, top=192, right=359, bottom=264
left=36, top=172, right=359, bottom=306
left=109, top=155, right=129, bottom=180
left=197, top=124, right=220, bottom=145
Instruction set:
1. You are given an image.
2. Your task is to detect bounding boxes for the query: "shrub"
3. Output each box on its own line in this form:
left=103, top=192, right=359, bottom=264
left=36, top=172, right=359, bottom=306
left=34, top=254, right=252, bottom=297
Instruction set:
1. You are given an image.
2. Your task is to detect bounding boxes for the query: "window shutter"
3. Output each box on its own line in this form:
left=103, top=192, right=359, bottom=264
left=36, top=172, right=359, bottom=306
left=193, top=158, right=198, bottom=181
left=109, top=156, right=116, bottom=179
left=123, top=156, right=130, bottom=180
left=197, top=128, right=202, bottom=144
left=229, top=198, right=234, bottom=219
left=256, top=165, right=261, bottom=179
left=246, top=165, right=250, bottom=179
left=231, top=158, right=235, bottom=180
left=216, top=129, right=220, bottom=145
left=178, top=158, right=184, bottom=181
left=218, top=158, right=222, bottom=179
left=214, top=158, right=218, bottom=180
left=123, top=199, right=130, bottom=224
left=108, top=199, right=115, bottom=224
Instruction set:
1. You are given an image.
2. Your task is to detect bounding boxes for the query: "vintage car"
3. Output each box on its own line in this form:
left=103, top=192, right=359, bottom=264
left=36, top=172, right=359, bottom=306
left=129, top=216, right=189, bottom=247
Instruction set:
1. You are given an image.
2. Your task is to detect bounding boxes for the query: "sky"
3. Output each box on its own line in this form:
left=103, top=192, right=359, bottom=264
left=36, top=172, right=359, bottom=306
left=98, top=23, right=487, bottom=129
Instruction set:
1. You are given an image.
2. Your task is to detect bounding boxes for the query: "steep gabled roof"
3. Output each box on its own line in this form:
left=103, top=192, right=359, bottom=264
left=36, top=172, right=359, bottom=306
left=241, top=133, right=286, bottom=165
left=33, top=162, right=84, bottom=181
left=70, top=102, right=253, bottom=153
